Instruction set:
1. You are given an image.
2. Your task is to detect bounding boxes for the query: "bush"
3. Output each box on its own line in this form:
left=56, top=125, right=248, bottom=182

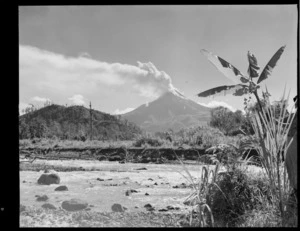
left=209, top=168, right=271, bottom=226
left=133, top=135, right=164, bottom=147
left=173, top=126, right=239, bottom=148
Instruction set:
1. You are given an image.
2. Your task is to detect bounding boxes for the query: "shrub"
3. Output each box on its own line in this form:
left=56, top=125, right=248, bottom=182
left=174, top=126, right=229, bottom=148
left=133, top=135, right=164, bottom=147
left=209, top=168, right=270, bottom=226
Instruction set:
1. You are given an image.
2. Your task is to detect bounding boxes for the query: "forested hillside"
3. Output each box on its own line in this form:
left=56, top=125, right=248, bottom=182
left=19, top=104, right=142, bottom=140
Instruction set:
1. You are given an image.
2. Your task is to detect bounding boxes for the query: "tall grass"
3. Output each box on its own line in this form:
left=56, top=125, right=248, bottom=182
left=249, top=88, right=297, bottom=225
left=173, top=149, right=225, bottom=227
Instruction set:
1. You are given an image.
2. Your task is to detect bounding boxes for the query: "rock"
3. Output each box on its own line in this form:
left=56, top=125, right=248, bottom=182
left=97, top=178, right=104, bottom=181
left=42, top=203, right=56, bottom=210
left=154, top=182, right=158, bottom=186
left=144, top=203, right=155, bottom=211
left=20, top=204, right=26, bottom=213
left=166, top=205, right=175, bottom=210
left=135, top=167, right=147, bottom=170
left=22, top=180, right=26, bottom=183
left=111, top=203, right=126, bottom=212
left=106, top=183, right=118, bottom=186
left=125, top=189, right=138, bottom=196
left=144, top=203, right=152, bottom=208
left=148, top=178, right=153, bottom=181
left=54, top=185, right=68, bottom=191
left=159, top=208, right=168, bottom=212
left=36, top=195, right=49, bottom=202
left=37, top=173, right=60, bottom=185
left=61, top=199, right=88, bottom=211
left=173, top=183, right=189, bottom=189
left=145, top=193, right=149, bottom=196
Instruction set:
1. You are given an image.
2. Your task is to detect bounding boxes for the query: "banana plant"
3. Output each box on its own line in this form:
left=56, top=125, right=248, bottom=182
left=197, top=46, right=286, bottom=112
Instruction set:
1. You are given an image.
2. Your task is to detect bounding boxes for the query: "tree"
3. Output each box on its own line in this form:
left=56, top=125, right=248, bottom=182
left=210, top=107, right=246, bottom=135
left=19, top=119, right=29, bottom=139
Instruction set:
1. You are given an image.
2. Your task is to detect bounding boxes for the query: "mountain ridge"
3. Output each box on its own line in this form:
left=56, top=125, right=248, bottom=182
left=19, top=104, right=142, bottom=140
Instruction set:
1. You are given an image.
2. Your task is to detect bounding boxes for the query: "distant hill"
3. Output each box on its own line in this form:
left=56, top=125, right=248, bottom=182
left=19, top=104, right=142, bottom=140
left=123, top=90, right=211, bottom=132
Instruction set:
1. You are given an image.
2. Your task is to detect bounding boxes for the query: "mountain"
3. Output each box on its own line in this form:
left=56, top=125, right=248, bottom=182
left=122, top=90, right=211, bottom=132
left=19, top=104, right=142, bottom=140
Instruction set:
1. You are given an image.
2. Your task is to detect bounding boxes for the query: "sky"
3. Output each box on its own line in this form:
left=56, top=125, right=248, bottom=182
left=19, top=5, right=298, bottom=115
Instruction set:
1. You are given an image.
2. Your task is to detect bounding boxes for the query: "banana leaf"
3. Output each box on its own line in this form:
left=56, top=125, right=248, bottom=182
left=247, top=51, right=260, bottom=78
left=197, top=84, right=249, bottom=97
left=200, top=49, right=249, bottom=84
left=257, top=45, right=286, bottom=84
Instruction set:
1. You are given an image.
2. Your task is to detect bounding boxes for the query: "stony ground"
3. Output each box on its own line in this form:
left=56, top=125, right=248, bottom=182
left=20, top=159, right=264, bottom=227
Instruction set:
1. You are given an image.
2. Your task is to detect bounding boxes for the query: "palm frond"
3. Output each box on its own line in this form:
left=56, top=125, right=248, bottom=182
left=200, top=49, right=249, bottom=84
left=197, top=84, right=249, bottom=97
left=257, top=45, right=286, bottom=84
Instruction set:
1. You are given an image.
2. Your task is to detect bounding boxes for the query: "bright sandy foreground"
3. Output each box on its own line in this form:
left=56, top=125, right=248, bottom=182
left=20, top=159, right=265, bottom=215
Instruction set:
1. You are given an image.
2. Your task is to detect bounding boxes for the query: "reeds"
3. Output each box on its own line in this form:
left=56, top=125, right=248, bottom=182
left=173, top=149, right=224, bottom=227
left=250, top=87, right=297, bottom=225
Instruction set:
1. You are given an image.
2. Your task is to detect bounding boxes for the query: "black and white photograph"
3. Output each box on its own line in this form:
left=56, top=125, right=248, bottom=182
left=19, top=5, right=298, bottom=227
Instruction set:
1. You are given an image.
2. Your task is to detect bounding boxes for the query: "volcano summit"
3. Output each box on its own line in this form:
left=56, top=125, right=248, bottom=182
left=122, top=90, right=211, bottom=132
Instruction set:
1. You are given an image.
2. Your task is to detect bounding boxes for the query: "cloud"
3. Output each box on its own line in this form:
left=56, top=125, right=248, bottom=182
left=31, top=96, right=51, bottom=103
left=68, top=94, right=86, bottom=105
left=113, top=107, right=135, bottom=115
left=19, top=102, right=30, bottom=115
left=19, top=45, right=178, bottom=101
left=198, top=100, right=237, bottom=112
left=78, top=52, right=92, bottom=59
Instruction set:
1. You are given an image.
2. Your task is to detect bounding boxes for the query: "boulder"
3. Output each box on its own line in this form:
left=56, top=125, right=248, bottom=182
left=158, top=208, right=168, bottom=212
left=42, top=203, right=56, bottom=210
left=20, top=204, right=26, bottom=213
left=111, top=203, right=127, bottom=212
left=36, top=195, right=49, bottom=202
left=61, top=199, right=88, bottom=211
left=125, top=189, right=138, bottom=196
left=54, top=185, right=68, bottom=191
left=144, top=203, right=155, bottom=211
left=37, top=173, right=60, bottom=185
left=135, top=167, right=147, bottom=170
